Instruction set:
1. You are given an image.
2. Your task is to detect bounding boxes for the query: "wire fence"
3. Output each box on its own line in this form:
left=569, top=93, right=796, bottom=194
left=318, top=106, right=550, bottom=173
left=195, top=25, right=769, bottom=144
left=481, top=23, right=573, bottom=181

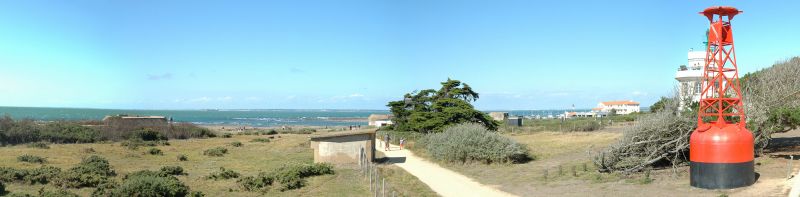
left=359, top=147, right=402, bottom=197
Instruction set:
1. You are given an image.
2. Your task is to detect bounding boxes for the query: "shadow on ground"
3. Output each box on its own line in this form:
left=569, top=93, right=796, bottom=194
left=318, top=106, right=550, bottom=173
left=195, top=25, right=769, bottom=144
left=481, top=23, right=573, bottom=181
left=378, top=156, right=407, bottom=164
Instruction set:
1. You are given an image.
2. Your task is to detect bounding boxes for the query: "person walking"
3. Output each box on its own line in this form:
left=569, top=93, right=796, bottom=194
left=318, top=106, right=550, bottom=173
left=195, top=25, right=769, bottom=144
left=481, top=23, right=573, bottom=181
left=399, top=138, right=405, bottom=150
left=384, top=134, right=391, bottom=151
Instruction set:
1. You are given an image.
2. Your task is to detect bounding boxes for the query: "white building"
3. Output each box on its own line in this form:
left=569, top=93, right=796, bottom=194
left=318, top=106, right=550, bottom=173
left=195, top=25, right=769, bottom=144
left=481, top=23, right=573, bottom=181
left=676, top=49, right=705, bottom=109
left=367, top=114, right=393, bottom=127
left=593, top=100, right=640, bottom=115
left=676, top=48, right=737, bottom=109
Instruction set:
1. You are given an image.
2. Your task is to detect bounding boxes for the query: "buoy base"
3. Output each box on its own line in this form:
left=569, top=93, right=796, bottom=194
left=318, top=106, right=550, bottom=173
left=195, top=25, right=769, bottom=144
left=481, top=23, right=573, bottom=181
left=690, top=161, right=755, bottom=189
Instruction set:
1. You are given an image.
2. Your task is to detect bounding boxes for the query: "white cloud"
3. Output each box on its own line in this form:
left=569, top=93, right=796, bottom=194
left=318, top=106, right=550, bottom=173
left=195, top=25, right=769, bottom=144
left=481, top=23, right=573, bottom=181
left=188, top=97, right=211, bottom=103
left=217, top=96, right=233, bottom=101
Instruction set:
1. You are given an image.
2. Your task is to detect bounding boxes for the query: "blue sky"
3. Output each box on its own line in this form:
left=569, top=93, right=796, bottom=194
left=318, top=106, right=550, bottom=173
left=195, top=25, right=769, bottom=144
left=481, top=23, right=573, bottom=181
left=1, top=1, right=798, bottom=110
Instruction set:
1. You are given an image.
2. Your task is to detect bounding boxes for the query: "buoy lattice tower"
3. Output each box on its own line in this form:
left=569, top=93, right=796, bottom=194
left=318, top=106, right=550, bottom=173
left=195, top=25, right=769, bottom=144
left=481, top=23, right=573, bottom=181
left=689, top=6, right=755, bottom=189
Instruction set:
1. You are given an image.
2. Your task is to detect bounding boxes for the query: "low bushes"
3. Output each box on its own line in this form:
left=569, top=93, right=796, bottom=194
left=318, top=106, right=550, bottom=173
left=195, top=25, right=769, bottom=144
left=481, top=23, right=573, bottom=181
left=17, top=154, right=46, bottom=164
left=250, top=138, right=270, bottom=143
left=160, top=166, right=186, bottom=176
left=121, top=138, right=169, bottom=150
left=279, top=128, right=316, bottom=134
left=38, top=188, right=80, bottom=197
left=205, top=167, right=240, bottom=180
left=0, top=181, right=4, bottom=194
left=221, top=133, right=233, bottom=138
left=95, top=170, right=191, bottom=197
left=230, top=141, right=243, bottom=147
left=417, top=123, right=531, bottom=164
left=0, top=117, right=102, bottom=145
left=26, top=142, right=50, bottom=149
left=54, top=155, right=116, bottom=188
left=177, top=154, right=188, bottom=161
left=147, top=148, right=163, bottom=155
left=167, top=123, right=216, bottom=139
left=203, top=147, right=228, bottom=157
left=238, top=163, right=333, bottom=192
left=0, top=166, right=62, bottom=185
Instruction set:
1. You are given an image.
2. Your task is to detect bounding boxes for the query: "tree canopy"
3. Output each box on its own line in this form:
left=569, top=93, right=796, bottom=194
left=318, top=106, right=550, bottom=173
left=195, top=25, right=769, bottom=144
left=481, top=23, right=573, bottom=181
left=387, top=79, right=498, bottom=133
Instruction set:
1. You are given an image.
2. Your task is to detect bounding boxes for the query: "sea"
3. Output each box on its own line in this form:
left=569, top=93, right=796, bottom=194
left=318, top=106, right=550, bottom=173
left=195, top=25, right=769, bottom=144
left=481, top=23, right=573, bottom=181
left=0, top=107, right=634, bottom=127
left=0, top=106, right=385, bottom=127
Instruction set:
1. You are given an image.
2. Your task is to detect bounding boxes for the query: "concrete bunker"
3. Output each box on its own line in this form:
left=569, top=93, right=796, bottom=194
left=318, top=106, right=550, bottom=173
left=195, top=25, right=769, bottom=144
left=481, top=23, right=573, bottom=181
left=310, top=130, right=375, bottom=166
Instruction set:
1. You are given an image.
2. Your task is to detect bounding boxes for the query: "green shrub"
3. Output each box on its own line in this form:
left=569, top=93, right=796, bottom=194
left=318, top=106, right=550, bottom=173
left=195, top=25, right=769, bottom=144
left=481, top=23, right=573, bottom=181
left=0, top=167, right=25, bottom=182
left=168, top=123, right=216, bottom=139
left=160, top=166, right=186, bottom=176
left=132, top=128, right=168, bottom=141
left=147, top=148, right=163, bottom=155
left=0, top=166, right=62, bottom=185
left=237, top=163, right=333, bottom=192
left=17, top=154, right=46, bottom=164
left=121, top=138, right=169, bottom=150
left=250, top=138, right=270, bottom=143
left=191, top=191, right=205, bottom=197
left=177, top=154, right=188, bottom=161
left=265, top=129, right=278, bottom=135
left=237, top=172, right=273, bottom=192
left=39, top=122, right=100, bottom=144
left=26, top=142, right=50, bottom=149
left=221, top=133, right=232, bottom=138
left=38, top=188, right=80, bottom=197
left=230, top=141, right=243, bottom=147
left=54, top=155, right=116, bottom=188
left=23, top=166, right=61, bottom=184
left=105, top=170, right=190, bottom=197
left=203, top=147, right=228, bottom=157
left=205, top=167, right=240, bottom=180
left=418, top=123, right=531, bottom=164
left=0, top=181, right=4, bottom=194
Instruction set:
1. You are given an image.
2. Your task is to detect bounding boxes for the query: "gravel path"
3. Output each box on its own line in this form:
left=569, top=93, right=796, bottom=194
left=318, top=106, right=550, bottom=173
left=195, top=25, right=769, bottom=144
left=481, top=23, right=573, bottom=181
left=376, top=139, right=517, bottom=197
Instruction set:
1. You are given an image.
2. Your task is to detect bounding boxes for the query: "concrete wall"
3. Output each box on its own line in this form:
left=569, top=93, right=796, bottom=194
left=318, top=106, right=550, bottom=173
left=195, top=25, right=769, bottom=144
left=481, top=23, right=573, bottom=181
left=311, top=133, right=374, bottom=165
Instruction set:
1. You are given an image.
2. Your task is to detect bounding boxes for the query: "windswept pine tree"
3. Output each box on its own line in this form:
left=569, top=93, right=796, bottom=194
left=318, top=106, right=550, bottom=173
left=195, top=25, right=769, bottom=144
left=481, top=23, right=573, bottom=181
left=386, top=79, right=498, bottom=133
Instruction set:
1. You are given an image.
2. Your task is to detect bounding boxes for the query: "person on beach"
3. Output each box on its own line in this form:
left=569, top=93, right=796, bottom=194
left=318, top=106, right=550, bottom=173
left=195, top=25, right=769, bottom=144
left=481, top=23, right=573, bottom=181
left=399, top=138, right=405, bottom=150
left=384, top=134, right=391, bottom=151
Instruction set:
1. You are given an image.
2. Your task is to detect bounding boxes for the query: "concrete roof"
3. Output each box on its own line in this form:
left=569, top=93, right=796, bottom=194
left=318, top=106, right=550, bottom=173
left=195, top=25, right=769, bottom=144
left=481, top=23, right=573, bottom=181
left=368, top=114, right=391, bottom=121
left=309, top=130, right=376, bottom=140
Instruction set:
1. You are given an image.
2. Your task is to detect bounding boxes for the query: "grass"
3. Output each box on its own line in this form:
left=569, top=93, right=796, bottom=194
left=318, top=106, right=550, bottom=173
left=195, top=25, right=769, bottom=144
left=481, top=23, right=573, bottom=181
left=375, top=165, right=438, bottom=197
left=0, top=133, right=372, bottom=196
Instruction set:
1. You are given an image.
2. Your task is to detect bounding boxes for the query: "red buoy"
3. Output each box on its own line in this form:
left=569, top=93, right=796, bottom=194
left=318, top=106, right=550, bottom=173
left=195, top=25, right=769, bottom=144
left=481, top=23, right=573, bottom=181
left=690, top=6, right=755, bottom=189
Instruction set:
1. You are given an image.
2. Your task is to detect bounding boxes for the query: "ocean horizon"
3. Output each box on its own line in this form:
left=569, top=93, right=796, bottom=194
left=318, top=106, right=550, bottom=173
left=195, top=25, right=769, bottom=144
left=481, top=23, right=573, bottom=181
left=0, top=106, right=641, bottom=127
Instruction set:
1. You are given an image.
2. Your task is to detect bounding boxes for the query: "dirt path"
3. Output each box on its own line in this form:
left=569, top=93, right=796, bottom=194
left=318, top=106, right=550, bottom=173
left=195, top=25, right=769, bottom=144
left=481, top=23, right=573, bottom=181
left=375, top=139, right=517, bottom=197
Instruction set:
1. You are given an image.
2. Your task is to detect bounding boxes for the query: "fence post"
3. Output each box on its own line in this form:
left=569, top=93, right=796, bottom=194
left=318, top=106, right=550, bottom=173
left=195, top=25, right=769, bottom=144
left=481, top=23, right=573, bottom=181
left=369, top=165, right=373, bottom=191
left=382, top=178, right=385, bottom=197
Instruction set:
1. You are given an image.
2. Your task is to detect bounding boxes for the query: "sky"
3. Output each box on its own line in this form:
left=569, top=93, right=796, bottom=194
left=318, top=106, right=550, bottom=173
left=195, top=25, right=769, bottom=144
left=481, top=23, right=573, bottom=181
left=1, top=1, right=799, bottom=110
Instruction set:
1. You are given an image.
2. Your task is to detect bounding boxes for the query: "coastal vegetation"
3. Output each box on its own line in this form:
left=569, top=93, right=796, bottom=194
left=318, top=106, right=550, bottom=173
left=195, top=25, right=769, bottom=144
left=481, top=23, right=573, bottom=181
left=386, top=78, right=499, bottom=133
left=0, top=131, right=404, bottom=196
left=418, top=123, right=531, bottom=164
left=0, top=116, right=214, bottom=146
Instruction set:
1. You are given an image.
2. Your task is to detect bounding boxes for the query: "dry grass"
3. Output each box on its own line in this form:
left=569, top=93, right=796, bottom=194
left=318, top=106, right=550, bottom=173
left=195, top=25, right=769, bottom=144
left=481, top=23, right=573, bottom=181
left=0, top=133, right=371, bottom=196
